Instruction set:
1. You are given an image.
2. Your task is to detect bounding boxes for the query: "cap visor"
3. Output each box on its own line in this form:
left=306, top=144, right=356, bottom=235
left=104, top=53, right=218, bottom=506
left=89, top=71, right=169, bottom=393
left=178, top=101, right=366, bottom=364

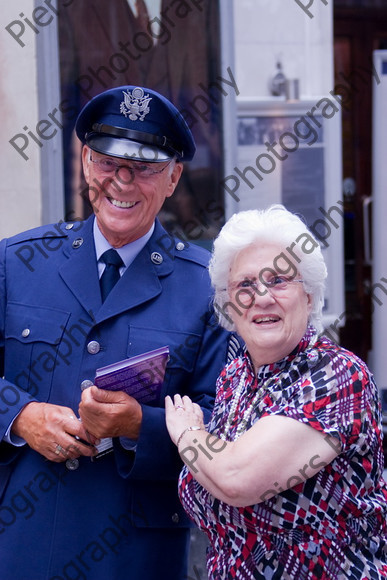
left=86, top=135, right=172, bottom=162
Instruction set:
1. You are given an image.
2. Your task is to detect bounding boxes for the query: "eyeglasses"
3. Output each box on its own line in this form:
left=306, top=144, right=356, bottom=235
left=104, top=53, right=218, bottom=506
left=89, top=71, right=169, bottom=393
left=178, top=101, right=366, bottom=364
left=228, top=275, right=304, bottom=306
left=89, top=151, right=173, bottom=181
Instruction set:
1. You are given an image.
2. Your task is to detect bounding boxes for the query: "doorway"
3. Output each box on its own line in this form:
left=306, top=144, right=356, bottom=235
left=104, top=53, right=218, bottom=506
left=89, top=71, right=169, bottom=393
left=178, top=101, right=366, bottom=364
left=334, top=1, right=387, bottom=362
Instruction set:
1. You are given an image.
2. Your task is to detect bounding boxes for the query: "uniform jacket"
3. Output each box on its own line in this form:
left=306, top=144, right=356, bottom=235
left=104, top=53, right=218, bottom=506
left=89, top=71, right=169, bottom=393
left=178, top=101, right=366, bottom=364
left=0, top=217, right=228, bottom=579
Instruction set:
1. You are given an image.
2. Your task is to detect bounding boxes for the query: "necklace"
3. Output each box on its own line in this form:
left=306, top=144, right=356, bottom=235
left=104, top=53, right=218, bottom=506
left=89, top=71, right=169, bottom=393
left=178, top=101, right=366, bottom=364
left=222, top=368, right=256, bottom=439
left=222, top=334, right=319, bottom=440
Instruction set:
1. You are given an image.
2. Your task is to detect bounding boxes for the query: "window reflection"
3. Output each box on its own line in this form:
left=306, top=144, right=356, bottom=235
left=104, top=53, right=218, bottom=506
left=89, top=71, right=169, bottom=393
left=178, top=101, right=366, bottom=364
left=58, top=0, right=225, bottom=247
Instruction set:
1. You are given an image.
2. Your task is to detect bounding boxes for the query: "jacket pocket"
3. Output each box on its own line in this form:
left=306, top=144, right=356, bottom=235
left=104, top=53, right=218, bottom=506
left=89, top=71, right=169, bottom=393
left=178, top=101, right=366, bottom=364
left=129, top=479, right=192, bottom=529
left=5, top=303, right=71, bottom=399
left=127, top=326, right=202, bottom=399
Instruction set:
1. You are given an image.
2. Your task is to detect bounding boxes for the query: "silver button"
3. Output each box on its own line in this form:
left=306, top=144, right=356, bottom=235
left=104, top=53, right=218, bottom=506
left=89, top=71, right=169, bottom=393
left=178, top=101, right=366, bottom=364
left=72, top=237, right=84, bottom=249
left=65, top=223, right=74, bottom=230
left=80, top=379, right=94, bottom=391
left=151, top=252, right=163, bottom=265
left=66, top=458, right=79, bottom=471
left=21, top=328, right=30, bottom=338
left=171, top=513, right=179, bottom=524
left=175, top=242, right=185, bottom=251
left=87, top=341, right=101, bottom=355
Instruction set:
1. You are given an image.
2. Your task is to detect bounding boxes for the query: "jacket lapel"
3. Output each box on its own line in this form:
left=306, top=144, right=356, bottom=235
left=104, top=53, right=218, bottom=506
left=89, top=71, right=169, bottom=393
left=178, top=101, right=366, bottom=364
left=58, top=217, right=102, bottom=319
left=59, top=218, right=176, bottom=324
left=95, top=221, right=175, bottom=323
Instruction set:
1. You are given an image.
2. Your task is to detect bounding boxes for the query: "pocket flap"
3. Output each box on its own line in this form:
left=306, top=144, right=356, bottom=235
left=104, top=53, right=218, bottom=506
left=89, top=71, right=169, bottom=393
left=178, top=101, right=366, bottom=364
left=128, top=326, right=202, bottom=373
left=5, top=303, right=70, bottom=345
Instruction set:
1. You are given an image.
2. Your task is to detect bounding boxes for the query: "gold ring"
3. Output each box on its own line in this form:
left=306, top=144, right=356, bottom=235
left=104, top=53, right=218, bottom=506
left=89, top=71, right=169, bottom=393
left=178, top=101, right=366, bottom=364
left=175, top=405, right=184, bottom=410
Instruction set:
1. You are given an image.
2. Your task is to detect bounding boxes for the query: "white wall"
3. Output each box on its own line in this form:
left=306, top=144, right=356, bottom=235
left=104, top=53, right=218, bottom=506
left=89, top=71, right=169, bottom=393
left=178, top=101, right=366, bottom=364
left=370, top=51, right=387, bottom=391
left=0, top=1, right=42, bottom=238
left=234, top=0, right=333, bottom=98
left=230, top=1, right=343, bottom=333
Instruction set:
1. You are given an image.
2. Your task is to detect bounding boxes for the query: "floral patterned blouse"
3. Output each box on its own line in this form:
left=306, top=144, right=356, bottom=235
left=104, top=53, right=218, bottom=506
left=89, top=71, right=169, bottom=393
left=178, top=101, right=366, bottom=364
left=179, top=327, right=387, bottom=579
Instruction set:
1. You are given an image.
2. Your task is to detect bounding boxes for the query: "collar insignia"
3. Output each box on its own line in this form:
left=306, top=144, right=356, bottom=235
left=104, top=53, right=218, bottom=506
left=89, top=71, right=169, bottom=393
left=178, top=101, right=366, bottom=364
left=120, top=87, right=152, bottom=121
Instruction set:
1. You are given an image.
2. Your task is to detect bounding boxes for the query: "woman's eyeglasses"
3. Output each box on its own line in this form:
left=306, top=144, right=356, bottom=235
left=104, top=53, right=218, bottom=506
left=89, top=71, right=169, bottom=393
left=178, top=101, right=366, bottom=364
left=228, top=275, right=304, bottom=306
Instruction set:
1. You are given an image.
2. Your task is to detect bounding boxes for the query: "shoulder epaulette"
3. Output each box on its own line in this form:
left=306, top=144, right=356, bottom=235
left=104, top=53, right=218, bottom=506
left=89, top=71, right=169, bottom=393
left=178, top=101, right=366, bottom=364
left=7, top=220, right=85, bottom=246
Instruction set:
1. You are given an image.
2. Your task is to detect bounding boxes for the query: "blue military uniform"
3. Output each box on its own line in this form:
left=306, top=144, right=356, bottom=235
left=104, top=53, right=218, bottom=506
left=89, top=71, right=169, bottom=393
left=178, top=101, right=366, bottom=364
left=0, top=84, right=228, bottom=579
left=0, top=217, right=228, bottom=579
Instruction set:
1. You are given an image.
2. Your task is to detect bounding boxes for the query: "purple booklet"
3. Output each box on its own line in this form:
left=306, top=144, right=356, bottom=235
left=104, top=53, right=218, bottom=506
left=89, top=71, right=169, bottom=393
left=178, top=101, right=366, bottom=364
left=94, top=346, right=169, bottom=405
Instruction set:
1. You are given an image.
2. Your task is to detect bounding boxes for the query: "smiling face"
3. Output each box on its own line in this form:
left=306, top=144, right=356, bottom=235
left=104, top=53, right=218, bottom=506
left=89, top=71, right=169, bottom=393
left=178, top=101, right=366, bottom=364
left=228, top=243, right=312, bottom=370
left=82, top=146, right=183, bottom=247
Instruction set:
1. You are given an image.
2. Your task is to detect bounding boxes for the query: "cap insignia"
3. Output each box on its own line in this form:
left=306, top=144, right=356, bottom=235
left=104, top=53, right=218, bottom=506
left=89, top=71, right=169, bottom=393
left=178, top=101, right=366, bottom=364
left=120, top=87, right=152, bottom=121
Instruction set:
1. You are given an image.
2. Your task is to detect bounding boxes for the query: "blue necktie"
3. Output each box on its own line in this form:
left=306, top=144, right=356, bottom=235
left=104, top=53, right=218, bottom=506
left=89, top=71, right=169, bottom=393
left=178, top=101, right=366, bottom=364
left=99, top=249, right=124, bottom=301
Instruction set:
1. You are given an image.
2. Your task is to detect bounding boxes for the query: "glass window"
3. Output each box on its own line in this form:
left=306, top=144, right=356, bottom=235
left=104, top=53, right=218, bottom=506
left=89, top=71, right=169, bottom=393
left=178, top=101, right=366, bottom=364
left=58, top=0, right=226, bottom=247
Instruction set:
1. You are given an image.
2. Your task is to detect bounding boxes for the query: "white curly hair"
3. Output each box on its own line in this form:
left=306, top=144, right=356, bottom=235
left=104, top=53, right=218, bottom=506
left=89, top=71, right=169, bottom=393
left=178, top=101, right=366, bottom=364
left=209, top=205, right=327, bottom=334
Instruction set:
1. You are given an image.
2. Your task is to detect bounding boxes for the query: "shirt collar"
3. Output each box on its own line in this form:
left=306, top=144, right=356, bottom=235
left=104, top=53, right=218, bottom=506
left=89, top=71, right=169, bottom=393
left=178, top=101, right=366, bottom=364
left=237, top=325, right=318, bottom=384
left=254, top=325, right=318, bottom=381
left=93, top=218, right=155, bottom=271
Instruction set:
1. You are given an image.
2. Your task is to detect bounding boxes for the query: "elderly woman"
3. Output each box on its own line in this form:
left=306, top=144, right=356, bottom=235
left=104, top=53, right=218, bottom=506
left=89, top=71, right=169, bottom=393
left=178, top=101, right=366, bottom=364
left=165, top=205, right=387, bottom=579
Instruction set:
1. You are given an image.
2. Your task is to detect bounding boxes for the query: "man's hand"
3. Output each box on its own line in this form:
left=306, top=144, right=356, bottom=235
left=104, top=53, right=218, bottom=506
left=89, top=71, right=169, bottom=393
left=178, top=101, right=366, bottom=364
left=12, top=402, right=99, bottom=462
left=78, top=386, right=143, bottom=440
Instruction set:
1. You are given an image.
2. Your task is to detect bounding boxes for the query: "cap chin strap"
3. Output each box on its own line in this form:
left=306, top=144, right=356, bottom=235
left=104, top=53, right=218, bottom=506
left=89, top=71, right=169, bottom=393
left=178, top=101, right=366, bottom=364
left=88, top=123, right=183, bottom=159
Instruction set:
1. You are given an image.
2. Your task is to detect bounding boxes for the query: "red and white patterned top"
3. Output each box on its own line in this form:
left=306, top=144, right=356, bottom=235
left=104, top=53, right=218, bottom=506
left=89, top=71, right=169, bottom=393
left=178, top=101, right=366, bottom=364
left=179, top=327, right=387, bottom=579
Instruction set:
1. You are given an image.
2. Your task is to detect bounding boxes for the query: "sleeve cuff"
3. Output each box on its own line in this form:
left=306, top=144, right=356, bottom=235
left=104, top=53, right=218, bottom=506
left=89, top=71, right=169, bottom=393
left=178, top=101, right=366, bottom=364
left=3, top=414, right=26, bottom=447
left=119, top=437, right=138, bottom=452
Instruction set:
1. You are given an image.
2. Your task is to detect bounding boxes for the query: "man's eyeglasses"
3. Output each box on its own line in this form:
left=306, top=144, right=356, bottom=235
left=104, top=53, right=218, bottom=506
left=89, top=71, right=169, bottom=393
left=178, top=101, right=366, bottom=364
left=228, top=275, right=304, bottom=306
left=89, top=151, right=173, bottom=180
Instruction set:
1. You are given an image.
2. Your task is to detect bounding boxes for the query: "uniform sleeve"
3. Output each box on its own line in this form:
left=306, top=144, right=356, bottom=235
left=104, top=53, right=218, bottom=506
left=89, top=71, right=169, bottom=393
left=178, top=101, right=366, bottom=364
left=0, top=239, right=36, bottom=465
left=263, top=351, right=378, bottom=453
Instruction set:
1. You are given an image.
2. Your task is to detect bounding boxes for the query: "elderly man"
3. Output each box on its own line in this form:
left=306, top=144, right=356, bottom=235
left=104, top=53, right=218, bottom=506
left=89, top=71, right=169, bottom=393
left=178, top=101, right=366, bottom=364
left=0, top=86, right=228, bottom=580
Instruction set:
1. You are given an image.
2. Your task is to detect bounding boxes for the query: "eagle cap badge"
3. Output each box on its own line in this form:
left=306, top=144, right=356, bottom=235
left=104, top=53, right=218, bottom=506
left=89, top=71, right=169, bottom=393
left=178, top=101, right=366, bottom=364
left=120, top=87, right=152, bottom=121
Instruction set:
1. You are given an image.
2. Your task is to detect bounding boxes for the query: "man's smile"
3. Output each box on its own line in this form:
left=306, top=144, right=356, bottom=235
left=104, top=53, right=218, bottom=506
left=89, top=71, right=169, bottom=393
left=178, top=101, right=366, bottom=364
left=107, top=196, right=138, bottom=209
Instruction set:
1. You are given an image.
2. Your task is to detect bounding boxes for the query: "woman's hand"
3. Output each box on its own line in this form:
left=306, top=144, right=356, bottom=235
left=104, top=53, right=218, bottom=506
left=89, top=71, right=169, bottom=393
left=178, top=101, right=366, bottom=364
left=165, top=398, right=340, bottom=507
left=165, top=394, right=205, bottom=446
